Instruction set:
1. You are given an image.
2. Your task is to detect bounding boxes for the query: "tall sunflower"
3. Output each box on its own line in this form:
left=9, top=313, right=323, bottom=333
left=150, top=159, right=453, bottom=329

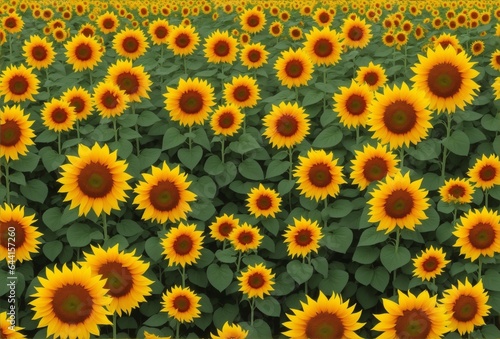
left=209, top=213, right=239, bottom=242
left=293, top=149, right=346, bottom=202
left=92, top=81, right=130, bottom=119
left=467, top=154, right=500, bottom=190
left=238, top=263, right=275, bottom=299
left=333, top=80, right=373, bottom=129
left=2, top=12, right=23, bottom=34
left=274, top=48, right=314, bottom=88
left=313, top=8, right=334, bottom=27
left=240, top=7, right=266, bottom=34
left=283, top=291, right=364, bottom=339
left=229, top=222, right=263, bottom=253
left=149, top=19, right=170, bottom=45
left=373, top=290, right=449, bottom=338
left=106, top=59, right=152, bottom=102
left=204, top=30, right=238, bottom=64
left=439, top=178, right=475, bottom=204
left=246, top=184, right=282, bottom=218
left=167, top=24, right=199, bottom=56
left=367, top=171, right=430, bottom=234
left=210, top=104, right=244, bottom=137
left=30, top=264, right=112, bottom=339
left=0, top=64, right=39, bottom=102
left=113, top=28, right=149, bottom=60
left=64, top=34, right=104, bottom=71
left=0, top=105, right=35, bottom=162
left=283, top=217, right=323, bottom=258
left=211, top=322, right=248, bottom=339
left=303, top=26, right=343, bottom=66
left=58, top=143, right=132, bottom=217
left=412, top=246, right=450, bottom=281
left=367, top=82, right=433, bottom=149
left=0, top=311, right=25, bottom=338
left=161, top=222, right=204, bottom=267
left=161, top=285, right=201, bottom=323
left=341, top=17, right=372, bottom=49
left=22, top=35, right=56, bottom=69
left=262, top=101, right=310, bottom=149
left=41, top=98, right=76, bottom=133
left=240, top=42, right=269, bottom=69
left=61, top=86, right=94, bottom=121
left=411, top=45, right=480, bottom=113
left=223, top=75, right=260, bottom=108
left=97, top=11, right=119, bottom=34
left=81, top=244, right=153, bottom=316
left=355, top=62, right=388, bottom=91
left=350, top=143, right=399, bottom=190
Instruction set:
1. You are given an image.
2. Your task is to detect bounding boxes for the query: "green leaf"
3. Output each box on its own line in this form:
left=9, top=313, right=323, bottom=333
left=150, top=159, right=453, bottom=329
left=213, top=303, right=239, bottom=330
left=312, top=126, right=343, bottom=148
left=322, top=228, right=353, bottom=254
left=42, top=207, right=63, bottom=231
left=239, top=159, right=264, bottom=181
left=483, top=269, right=500, bottom=291
left=193, top=127, right=211, bottom=150
left=67, top=223, right=94, bottom=247
left=143, top=313, right=169, bottom=327
left=481, top=325, right=500, bottom=339
left=418, top=207, right=440, bottom=232
left=319, top=269, right=349, bottom=294
left=357, top=226, right=388, bottom=246
left=35, top=129, right=57, bottom=143
left=204, top=155, right=224, bottom=176
left=255, top=297, right=281, bottom=317
left=371, top=267, right=390, bottom=293
left=287, top=260, right=313, bottom=284
left=265, top=159, right=290, bottom=179
left=272, top=272, right=296, bottom=296
left=207, top=263, right=233, bottom=292
left=145, top=237, right=163, bottom=262
left=215, top=248, right=237, bottom=264
left=493, top=135, right=500, bottom=155
left=481, top=113, right=500, bottom=132
left=242, top=319, right=272, bottom=339
left=355, top=265, right=373, bottom=286
left=261, top=218, right=279, bottom=236
left=215, top=161, right=237, bottom=187
left=311, top=257, right=328, bottom=278
left=442, top=130, right=470, bottom=156
left=9, top=171, right=25, bottom=185
left=407, top=138, right=441, bottom=161
left=39, top=147, right=66, bottom=172
left=118, top=127, right=141, bottom=140
left=229, top=133, right=261, bottom=154
left=192, top=176, right=217, bottom=199
left=9, top=152, right=40, bottom=172
left=278, top=179, right=295, bottom=195
left=116, top=219, right=144, bottom=237
left=42, top=241, right=63, bottom=261
left=380, top=244, right=411, bottom=272
left=178, top=146, right=203, bottom=170
left=20, top=179, right=47, bottom=203
left=328, top=199, right=353, bottom=218
left=302, top=89, right=324, bottom=107
left=353, top=246, right=380, bottom=264
left=137, top=110, right=161, bottom=127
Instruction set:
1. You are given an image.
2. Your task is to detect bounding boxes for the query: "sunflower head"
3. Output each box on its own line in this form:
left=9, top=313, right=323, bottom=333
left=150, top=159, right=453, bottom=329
left=0, top=105, right=35, bottom=162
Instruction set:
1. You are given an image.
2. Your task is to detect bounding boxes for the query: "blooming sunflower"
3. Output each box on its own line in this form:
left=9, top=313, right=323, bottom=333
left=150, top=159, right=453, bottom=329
left=262, top=101, right=310, bottom=149
left=209, top=213, right=239, bottom=242
left=161, top=285, right=201, bottom=323
left=133, top=162, right=196, bottom=224
left=341, top=17, right=372, bottom=49
left=453, top=207, right=500, bottom=261
left=81, top=244, right=153, bottom=316
left=293, top=149, right=346, bottom=202
left=204, top=30, right=238, bottom=64
left=97, top=11, right=119, bottom=34
left=0, top=64, right=39, bottom=102
left=210, top=104, right=244, bottom=137
left=470, top=40, right=485, bottom=56
left=79, top=23, right=96, bottom=37
left=313, top=8, right=334, bottom=27
left=373, top=290, right=449, bottom=339
left=113, top=28, right=149, bottom=60
left=433, top=33, right=461, bottom=51
left=439, top=177, right=475, bottom=204
left=367, top=171, right=430, bottom=234
left=269, top=21, right=284, bottom=38
left=490, top=49, right=500, bottom=71
left=64, top=34, right=103, bottom=71
left=0, top=311, right=25, bottom=338
left=223, top=75, right=260, bottom=108
left=41, top=98, right=76, bottom=133
left=246, top=184, right=282, bottom=218
left=58, top=142, right=132, bottom=217
left=22, top=35, right=55, bottom=69
left=355, top=62, right=388, bottom=91
left=441, top=278, right=491, bottom=335
left=149, top=19, right=170, bottom=45
left=283, top=217, right=323, bottom=258
left=92, top=81, right=130, bottom=119
left=240, top=7, right=266, bottom=34
left=2, top=12, right=23, bottom=34
left=289, top=26, right=303, bottom=41
left=412, top=246, right=450, bottom=281
left=350, top=143, right=399, bottom=190
left=303, top=26, right=343, bottom=66
left=0, top=204, right=42, bottom=263
left=229, top=222, right=263, bottom=253
left=274, top=48, right=314, bottom=88
left=411, top=45, right=480, bottom=113
left=30, top=264, right=112, bottom=339
left=367, top=82, right=433, bottom=149
left=61, top=86, right=94, bottom=121
left=167, top=24, right=199, bottom=56
left=106, top=59, right=152, bottom=102
left=164, top=77, right=215, bottom=127
left=238, top=263, right=275, bottom=299
left=467, top=154, right=500, bottom=190
left=283, top=291, right=364, bottom=339
left=0, top=105, right=35, bottom=162
left=161, top=222, right=204, bottom=267
left=211, top=322, right=248, bottom=339
left=333, top=80, right=373, bottom=129
left=240, top=42, right=269, bottom=69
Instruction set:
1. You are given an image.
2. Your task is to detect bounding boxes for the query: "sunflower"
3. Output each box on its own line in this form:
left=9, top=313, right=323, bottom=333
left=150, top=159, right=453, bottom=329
left=211, top=322, right=248, bottom=339
left=0, top=64, right=39, bottom=102
left=313, top=8, right=334, bottom=27
left=467, top=154, right=500, bottom=190
left=133, top=162, right=196, bottom=224
left=274, top=48, right=314, bottom=89
left=367, top=82, right=433, bottom=149
left=439, top=178, right=475, bottom=204
left=78, top=23, right=96, bottom=37
left=382, top=31, right=396, bottom=48
left=64, top=34, right=104, bottom=71
left=293, top=149, right=346, bottom=202
left=209, top=213, right=239, bottom=242
left=373, top=290, right=449, bottom=339
left=204, top=30, right=238, bottom=64
left=52, top=27, right=69, bottom=43
left=167, top=24, right=199, bottom=56
left=161, top=285, right=201, bottom=323
left=240, top=42, right=269, bottom=69
left=0, top=29, right=6, bottom=45
left=283, top=217, right=323, bottom=258
left=0, top=105, right=35, bottom=162
left=411, top=45, right=480, bottom=114
left=106, top=59, right=151, bottom=102
left=149, top=18, right=170, bottom=45
left=238, top=263, right=275, bottom=299
left=470, top=40, right=485, bottom=56
left=30, top=264, right=112, bottom=339
left=210, top=104, right=244, bottom=137
left=269, top=21, right=283, bottom=38
left=229, top=222, right=263, bottom=253
left=333, top=80, right=373, bottom=129
left=494, top=77, right=500, bottom=100
left=0, top=311, right=25, bottom=338
left=22, top=35, right=55, bottom=69
left=240, top=7, right=266, bottom=34
left=433, top=33, right=461, bottom=51
left=350, top=143, right=399, bottom=190
left=58, top=142, right=132, bottom=217
left=2, top=12, right=23, bottom=34
left=355, top=62, right=388, bottom=91
left=441, top=278, right=491, bottom=335
left=223, top=75, right=260, bottom=108
left=161, top=222, right=204, bottom=267
left=303, top=27, right=343, bottom=66
left=164, top=77, right=215, bottom=127
left=367, top=171, right=430, bottom=234
left=113, top=28, right=149, bottom=60
left=341, top=17, right=372, bottom=49
left=283, top=291, right=364, bottom=339
left=412, top=246, right=450, bottom=281
left=246, top=184, right=282, bottom=218
left=97, top=11, right=119, bottom=34
left=453, top=207, right=500, bottom=262
left=289, top=26, right=303, bottom=41
left=92, top=81, right=130, bottom=119
left=41, top=98, right=76, bottom=133
left=61, top=86, right=94, bottom=121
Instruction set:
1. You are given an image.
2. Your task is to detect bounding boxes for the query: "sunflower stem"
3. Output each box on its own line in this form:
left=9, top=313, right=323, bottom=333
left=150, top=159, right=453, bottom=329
left=180, top=265, right=186, bottom=288
left=294, top=86, right=299, bottom=103
left=188, top=126, right=192, bottom=151
left=45, top=67, right=50, bottom=97
left=399, top=146, right=405, bottom=170
left=249, top=298, right=255, bottom=327
left=478, top=257, right=483, bottom=281
left=113, top=118, right=118, bottom=143
left=102, top=213, right=108, bottom=242
left=131, top=103, right=140, bottom=156
left=4, top=161, right=10, bottom=205
left=441, top=114, right=452, bottom=180
left=57, top=132, right=62, bottom=155
left=395, top=228, right=400, bottom=253
left=288, top=147, right=293, bottom=211
left=324, top=197, right=328, bottom=228
left=112, top=312, right=117, bottom=339
left=484, top=189, right=489, bottom=209
left=175, top=320, right=180, bottom=339
left=323, top=69, right=327, bottom=114
left=183, top=56, right=188, bottom=76
left=236, top=250, right=243, bottom=273
left=89, top=70, right=93, bottom=88
left=76, top=120, right=81, bottom=139
left=356, top=126, right=360, bottom=144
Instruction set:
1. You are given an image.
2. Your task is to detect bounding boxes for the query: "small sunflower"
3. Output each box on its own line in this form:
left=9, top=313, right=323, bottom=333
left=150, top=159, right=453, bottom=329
left=22, top=35, right=56, bottom=69
left=313, top=8, right=334, bottom=27
left=0, top=105, right=35, bottom=162
left=211, top=322, right=248, bottom=339
left=439, top=178, right=475, bottom=204
left=106, top=59, right=152, bottom=102
left=238, top=263, right=275, bottom=299
left=467, top=154, right=500, bottom=190
left=167, top=24, right=199, bottom=56
left=0, top=64, right=39, bottom=102
left=97, top=11, right=119, bottom=34
left=41, top=98, right=76, bottom=133
left=355, top=62, right=388, bottom=91
left=246, top=184, right=282, bottom=218
left=210, top=104, right=244, bottom=137
left=2, top=12, right=23, bottom=34
left=113, top=28, right=149, bottom=60
left=161, top=285, right=201, bottom=323
left=204, top=30, right=238, bottom=64
left=240, top=7, right=266, bottom=34
left=289, top=26, right=303, bottom=41
left=161, top=222, right=204, bottom=267
left=303, top=26, right=343, bottom=66
left=490, top=49, right=500, bottom=71
left=433, top=33, right=461, bottom=51
left=262, top=102, right=310, bottom=149
left=64, top=34, right=104, bottom=71
left=470, top=40, right=485, bottom=56
left=283, top=217, right=323, bottom=258
left=0, top=311, right=25, bottom=339
left=333, top=80, right=373, bottom=129
left=61, top=86, right=94, bottom=121
left=412, top=246, right=450, bottom=281
left=341, top=17, right=372, bottom=49
left=148, top=19, right=170, bottom=45
left=209, top=213, right=239, bottom=242
left=269, top=21, right=284, bottom=38
left=274, top=48, right=314, bottom=89
left=229, top=222, right=263, bottom=253
left=223, top=75, right=260, bottom=108
left=92, top=81, right=130, bottom=119
left=350, top=143, right=399, bottom=190
left=240, top=42, right=269, bottom=69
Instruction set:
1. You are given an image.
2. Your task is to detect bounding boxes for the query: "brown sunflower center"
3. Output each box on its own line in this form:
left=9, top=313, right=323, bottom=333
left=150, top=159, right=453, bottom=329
left=52, top=284, right=93, bottom=324
left=0, top=220, right=26, bottom=248
left=276, top=114, right=299, bottom=137
left=0, top=119, right=22, bottom=147
left=291, top=29, right=301, bottom=38
left=427, top=62, right=463, bottom=98
left=305, top=312, right=344, bottom=339
left=8, top=75, right=29, bottom=95
left=232, top=85, right=251, bottom=102
left=149, top=180, right=180, bottom=212
left=248, top=49, right=261, bottom=63
left=448, top=184, right=465, bottom=198
left=81, top=28, right=94, bottom=37
left=453, top=295, right=478, bottom=322
left=294, top=229, right=313, bottom=246
left=364, top=72, right=379, bottom=86
left=348, top=26, right=363, bottom=41
left=173, top=295, right=191, bottom=312
left=32, top=45, right=48, bottom=61
left=318, top=13, right=330, bottom=24
left=308, top=163, right=332, bottom=188
left=495, top=55, right=500, bottom=66
left=383, top=100, right=417, bottom=134
left=116, top=72, right=139, bottom=95
left=51, top=108, right=69, bottom=124
left=468, top=222, right=495, bottom=249
left=103, top=18, right=115, bottom=29
left=213, top=40, right=230, bottom=57
left=98, top=261, right=133, bottom=297
left=75, top=43, right=92, bottom=61
left=173, top=234, right=193, bottom=255
left=346, top=94, right=367, bottom=115
left=271, top=25, right=281, bottom=35
left=101, top=91, right=119, bottom=109
left=122, top=36, right=139, bottom=53
left=395, top=309, right=432, bottom=338
left=314, top=38, right=333, bottom=57
left=384, top=189, right=414, bottom=219
left=363, top=157, right=388, bottom=182
left=422, top=256, right=439, bottom=272
left=5, top=18, right=17, bottom=28
left=77, top=162, right=114, bottom=198
left=218, top=222, right=234, bottom=237
left=238, top=231, right=254, bottom=245
left=473, top=44, right=482, bottom=53
left=69, top=97, right=85, bottom=114
left=154, top=26, right=168, bottom=39
left=285, top=59, right=304, bottom=79
left=246, top=15, right=260, bottom=27
left=179, top=90, right=203, bottom=114
left=175, top=33, right=191, bottom=48
left=218, top=111, right=235, bottom=129
left=255, top=194, right=272, bottom=210
left=247, top=272, right=265, bottom=289
left=478, top=165, right=496, bottom=182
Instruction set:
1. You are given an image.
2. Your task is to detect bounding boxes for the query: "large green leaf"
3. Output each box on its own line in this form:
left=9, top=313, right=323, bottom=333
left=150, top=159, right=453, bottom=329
left=287, top=260, right=313, bottom=285
left=380, top=244, right=411, bottom=272
left=207, top=263, right=233, bottom=292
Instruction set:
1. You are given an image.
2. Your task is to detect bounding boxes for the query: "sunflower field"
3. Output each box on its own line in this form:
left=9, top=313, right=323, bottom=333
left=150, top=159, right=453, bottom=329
left=2, top=0, right=500, bottom=338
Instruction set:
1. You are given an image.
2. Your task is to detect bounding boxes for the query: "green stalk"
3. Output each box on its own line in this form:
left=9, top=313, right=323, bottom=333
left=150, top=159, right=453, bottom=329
left=250, top=298, right=256, bottom=327
left=58, top=132, right=62, bottom=155
left=102, top=213, right=108, bottom=242
left=188, top=126, right=192, bottom=151
left=180, top=265, right=186, bottom=288
left=131, top=103, right=140, bottom=156
left=113, top=118, right=118, bottom=143
left=236, top=251, right=243, bottom=273
left=112, top=312, right=117, bottom=339
left=288, top=147, right=293, bottom=211
left=478, top=257, right=483, bottom=281
left=441, top=114, right=452, bottom=180
left=4, top=161, right=10, bottom=204
left=76, top=120, right=81, bottom=139
left=183, top=56, right=188, bottom=76
left=175, top=321, right=180, bottom=339
left=399, top=146, right=405, bottom=170
left=484, top=189, right=489, bottom=209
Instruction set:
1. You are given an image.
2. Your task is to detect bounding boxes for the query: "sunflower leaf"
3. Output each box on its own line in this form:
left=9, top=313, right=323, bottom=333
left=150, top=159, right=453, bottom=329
left=319, top=269, right=349, bottom=295
left=178, top=146, right=203, bottom=170
left=20, top=179, right=47, bottom=203
left=42, top=241, right=63, bottom=262
left=207, top=263, right=233, bottom=292
left=286, top=260, right=313, bottom=284
left=357, top=226, right=388, bottom=246
left=380, top=244, right=411, bottom=272
left=312, top=125, right=342, bottom=148
left=238, top=158, right=264, bottom=181
left=256, top=297, right=281, bottom=317
left=311, top=257, right=328, bottom=278
left=9, top=152, right=40, bottom=172
left=162, top=127, right=187, bottom=150
left=442, top=129, right=470, bottom=156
